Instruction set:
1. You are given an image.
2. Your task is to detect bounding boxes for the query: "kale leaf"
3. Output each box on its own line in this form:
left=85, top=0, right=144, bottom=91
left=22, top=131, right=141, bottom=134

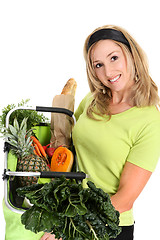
left=17, top=176, right=121, bottom=239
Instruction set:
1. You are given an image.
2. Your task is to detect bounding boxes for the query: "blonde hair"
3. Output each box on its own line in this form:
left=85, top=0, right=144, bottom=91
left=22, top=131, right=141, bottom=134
left=84, top=25, right=160, bottom=119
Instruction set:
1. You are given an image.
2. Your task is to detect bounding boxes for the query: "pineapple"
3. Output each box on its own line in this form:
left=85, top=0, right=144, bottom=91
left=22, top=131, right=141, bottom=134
left=4, top=118, right=50, bottom=187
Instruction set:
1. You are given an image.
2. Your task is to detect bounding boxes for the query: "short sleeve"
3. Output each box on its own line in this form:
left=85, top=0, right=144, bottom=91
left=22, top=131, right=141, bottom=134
left=74, top=93, right=91, bottom=121
left=127, top=120, right=160, bottom=172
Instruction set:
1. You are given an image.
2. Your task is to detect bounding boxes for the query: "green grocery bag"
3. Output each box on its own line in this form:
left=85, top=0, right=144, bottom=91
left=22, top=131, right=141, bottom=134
left=3, top=125, right=51, bottom=240
left=3, top=199, right=44, bottom=240
left=32, top=124, right=51, bottom=146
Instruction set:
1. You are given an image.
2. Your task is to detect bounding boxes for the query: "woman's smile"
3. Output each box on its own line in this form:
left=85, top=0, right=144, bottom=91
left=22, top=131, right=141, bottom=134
left=108, top=74, right=121, bottom=83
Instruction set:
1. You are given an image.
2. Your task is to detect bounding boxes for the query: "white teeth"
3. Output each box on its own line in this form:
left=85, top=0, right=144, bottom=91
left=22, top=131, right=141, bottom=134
left=109, top=75, right=120, bottom=82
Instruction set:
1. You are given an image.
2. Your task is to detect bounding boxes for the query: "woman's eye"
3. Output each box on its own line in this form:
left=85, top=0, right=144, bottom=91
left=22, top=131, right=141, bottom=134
left=111, top=56, right=118, bottom=61
left=95, top=63, right=103, bottom=68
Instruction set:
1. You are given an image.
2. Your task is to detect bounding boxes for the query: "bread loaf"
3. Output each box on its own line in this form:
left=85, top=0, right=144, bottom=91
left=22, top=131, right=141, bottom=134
left=61, top=78, right=77, bottom=96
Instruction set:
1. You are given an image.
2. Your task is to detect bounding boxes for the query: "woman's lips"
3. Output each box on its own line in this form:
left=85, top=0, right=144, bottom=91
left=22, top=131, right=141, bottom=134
left=108, top=74, right=121, bottom=83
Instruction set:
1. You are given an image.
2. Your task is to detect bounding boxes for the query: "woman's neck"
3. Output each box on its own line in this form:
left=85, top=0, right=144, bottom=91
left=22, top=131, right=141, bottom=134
left=109, top=91, right=134, bottom=114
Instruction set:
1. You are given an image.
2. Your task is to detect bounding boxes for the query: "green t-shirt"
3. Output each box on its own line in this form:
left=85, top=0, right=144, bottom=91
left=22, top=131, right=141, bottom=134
left=72, top=93, right=160, bottom=226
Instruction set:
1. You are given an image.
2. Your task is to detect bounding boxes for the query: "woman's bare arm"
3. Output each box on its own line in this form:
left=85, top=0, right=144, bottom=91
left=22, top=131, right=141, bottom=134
left=111, top=162, right=152, bottom=213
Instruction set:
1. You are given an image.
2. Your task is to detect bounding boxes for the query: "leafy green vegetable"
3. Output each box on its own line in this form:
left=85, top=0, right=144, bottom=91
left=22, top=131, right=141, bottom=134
left=17, top=176, right=121, bottom=239
left=0, top=99, right=49, bottom=134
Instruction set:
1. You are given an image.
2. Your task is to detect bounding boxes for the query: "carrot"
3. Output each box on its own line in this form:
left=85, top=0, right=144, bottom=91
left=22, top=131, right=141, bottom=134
left=34, top=143, right=42, bottom=157
left=31, top=143, right=39, bottom=156
left=30, top=136, right=47, bottom=159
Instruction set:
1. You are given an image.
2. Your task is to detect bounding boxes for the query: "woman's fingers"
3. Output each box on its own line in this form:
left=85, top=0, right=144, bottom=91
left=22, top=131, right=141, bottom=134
left=40, top=232, right=62, bottom=240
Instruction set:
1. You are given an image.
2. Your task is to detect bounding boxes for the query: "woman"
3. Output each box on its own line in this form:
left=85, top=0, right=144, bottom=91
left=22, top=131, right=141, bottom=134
left=41, top=25, right=160, bottom=240
left=72, top=25, right=160, bottom=240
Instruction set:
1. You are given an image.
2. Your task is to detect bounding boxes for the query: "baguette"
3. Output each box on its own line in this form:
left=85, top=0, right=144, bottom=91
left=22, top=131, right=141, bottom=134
left=61, top=78, right=77, bottom=96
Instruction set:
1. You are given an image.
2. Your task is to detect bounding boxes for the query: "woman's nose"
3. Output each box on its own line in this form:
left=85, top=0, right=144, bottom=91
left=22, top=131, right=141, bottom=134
left=104, top=64, right=112, bottom=78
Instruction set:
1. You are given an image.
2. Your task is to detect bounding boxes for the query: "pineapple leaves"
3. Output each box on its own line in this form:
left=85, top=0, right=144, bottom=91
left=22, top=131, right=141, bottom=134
left=2, top=117, right=34, bottom=158
left=19, top=118, right=28, bottom=131
left=13, top=118, right=20, bottom=131
left=8, top=124, right=18, bottom=138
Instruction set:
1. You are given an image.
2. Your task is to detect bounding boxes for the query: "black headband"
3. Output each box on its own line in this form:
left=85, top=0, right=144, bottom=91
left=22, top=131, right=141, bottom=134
left=87, top=28, right=131, bottom=52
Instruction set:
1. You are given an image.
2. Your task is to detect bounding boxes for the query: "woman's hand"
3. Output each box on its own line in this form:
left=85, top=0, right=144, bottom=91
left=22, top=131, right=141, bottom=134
left=40, top=232, right=62, bottom=240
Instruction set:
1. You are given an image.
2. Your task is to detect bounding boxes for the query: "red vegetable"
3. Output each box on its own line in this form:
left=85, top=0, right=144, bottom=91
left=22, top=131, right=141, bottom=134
left=43, top=143, right=50, bottom=151
left=46, top=147, right=56, bottom=158
left=43, top=143, right=64, bottom=158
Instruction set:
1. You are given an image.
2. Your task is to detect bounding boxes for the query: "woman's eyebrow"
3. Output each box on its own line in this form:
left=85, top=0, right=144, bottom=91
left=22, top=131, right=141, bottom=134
left=107, top=50, right=120, bottom=58
left=93, top=50, right=120, bottom=63
left=107, top=51, right=115, bottom=57
left=93, top=60, right=100, bottom=63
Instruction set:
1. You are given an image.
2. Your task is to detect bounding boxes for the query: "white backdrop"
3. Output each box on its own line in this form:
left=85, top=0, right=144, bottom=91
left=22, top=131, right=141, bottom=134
left=0, top=1, right=160, bottom=239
